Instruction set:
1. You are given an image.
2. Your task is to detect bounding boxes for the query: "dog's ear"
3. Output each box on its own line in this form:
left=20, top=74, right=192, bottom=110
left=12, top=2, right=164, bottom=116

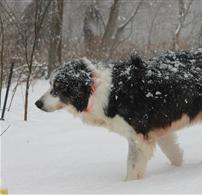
left=70, top=73, right=92, bottom=112
left=126, top=55, right=146, bottom=79
left=81, top=57, right=101, bottom=87
left=81, top=57, right=95, bottom=71
left=130, top=55, right=144, bottom=69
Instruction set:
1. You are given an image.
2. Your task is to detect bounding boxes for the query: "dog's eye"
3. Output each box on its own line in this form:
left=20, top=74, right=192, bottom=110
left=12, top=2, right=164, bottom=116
left=54, top=81, right=60, bottom=88
left=50, top=89, right=58, bottom=97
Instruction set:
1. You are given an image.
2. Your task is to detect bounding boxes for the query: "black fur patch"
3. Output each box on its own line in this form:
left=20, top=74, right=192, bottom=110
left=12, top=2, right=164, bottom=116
left=51, top=60, right=93, bottom=112
left=105, top=48, right=202, bottom=135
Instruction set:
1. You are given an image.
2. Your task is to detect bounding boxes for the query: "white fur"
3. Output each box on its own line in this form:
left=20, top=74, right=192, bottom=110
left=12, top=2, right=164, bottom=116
left=126, top=139, right=155, bottom=180
left=158, top=132, right=183, bottom=166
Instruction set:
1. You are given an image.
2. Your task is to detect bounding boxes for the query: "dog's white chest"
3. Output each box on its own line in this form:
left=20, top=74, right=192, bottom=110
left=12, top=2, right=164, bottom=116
left=81, top=112, right=135, bottom=140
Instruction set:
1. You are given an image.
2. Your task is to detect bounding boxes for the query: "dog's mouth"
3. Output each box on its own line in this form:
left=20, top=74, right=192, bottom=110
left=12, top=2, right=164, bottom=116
left=35, top=100, right=65, bottom=112
left=38, top=107, right=50, bottom=112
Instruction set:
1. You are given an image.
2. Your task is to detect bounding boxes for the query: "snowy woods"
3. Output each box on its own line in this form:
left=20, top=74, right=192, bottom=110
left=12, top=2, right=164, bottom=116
left=0, top=0, right=202, bottom=120
left=1, top=1, right=202, bottom=193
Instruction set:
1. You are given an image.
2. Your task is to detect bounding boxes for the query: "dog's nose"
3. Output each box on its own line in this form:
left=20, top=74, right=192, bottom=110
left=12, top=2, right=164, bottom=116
left=35, top=100, right=43, bottom=109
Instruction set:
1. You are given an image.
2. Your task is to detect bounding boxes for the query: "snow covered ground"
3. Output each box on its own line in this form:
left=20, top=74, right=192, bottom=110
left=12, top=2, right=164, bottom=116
left=1, top=80, right=202, bottom=194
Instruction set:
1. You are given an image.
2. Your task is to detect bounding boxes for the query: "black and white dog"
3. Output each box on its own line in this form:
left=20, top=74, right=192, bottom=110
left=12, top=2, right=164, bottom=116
left=36, top=47, right=202, bottom=180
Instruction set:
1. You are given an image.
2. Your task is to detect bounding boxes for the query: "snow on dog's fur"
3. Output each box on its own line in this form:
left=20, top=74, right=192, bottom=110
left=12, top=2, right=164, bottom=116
left=36, top=47, right=202, bottom=180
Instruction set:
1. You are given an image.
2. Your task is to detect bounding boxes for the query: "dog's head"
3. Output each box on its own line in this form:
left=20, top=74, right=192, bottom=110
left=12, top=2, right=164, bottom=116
left=35, top=59, right=94, bottom=112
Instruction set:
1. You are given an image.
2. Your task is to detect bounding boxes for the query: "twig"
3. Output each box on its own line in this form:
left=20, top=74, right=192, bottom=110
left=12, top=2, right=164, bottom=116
left=0, top=124, right=10, bottom=136
left=0, top=62, right=14, bottom=120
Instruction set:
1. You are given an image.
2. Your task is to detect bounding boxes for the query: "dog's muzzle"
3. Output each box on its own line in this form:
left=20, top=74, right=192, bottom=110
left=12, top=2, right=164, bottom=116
left=35, top=100, right=43, bottom=109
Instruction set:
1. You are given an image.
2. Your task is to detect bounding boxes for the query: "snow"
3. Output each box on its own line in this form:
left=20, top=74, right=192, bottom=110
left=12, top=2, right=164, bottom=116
left=155, top=91, right=161, bottom=95
left=146, top=48, right=202, bottom=78
left=1, top=80, right=202, bottom=194
left=146, top=92, right=153, bottom=98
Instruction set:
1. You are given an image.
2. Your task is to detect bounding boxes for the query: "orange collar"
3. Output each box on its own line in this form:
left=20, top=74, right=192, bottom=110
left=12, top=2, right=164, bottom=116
left=86, top=80, right=96, bottom=112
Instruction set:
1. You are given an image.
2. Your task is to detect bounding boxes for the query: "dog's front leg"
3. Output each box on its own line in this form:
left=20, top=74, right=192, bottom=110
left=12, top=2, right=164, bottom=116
left=126, top=138, right=155, bottom=181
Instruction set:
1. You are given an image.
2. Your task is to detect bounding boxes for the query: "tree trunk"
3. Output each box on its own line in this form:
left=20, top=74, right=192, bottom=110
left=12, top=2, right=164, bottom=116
left=24, top=0, right=51, bottom=121
left=24, top=34, right=38, bottom=121
left=101, top=0, right=142, bottom=59
left=173, top=0, right=194, bottom=50
left=147, top=2, right=162, bottom=53
left=100, top=0, right=120, bottom=56
left=0, top=14, right=4, bottom=108
left=198, top=24, right=202, bottom=47
left=57, top=0, right=64, bottom=64
left=48, top=0, right=64, bottom=78
left=114, top=0, right=142, bottom=42
left=108, top=0, right=142, bottom=58
left=83, top=4, right=103, bottom=58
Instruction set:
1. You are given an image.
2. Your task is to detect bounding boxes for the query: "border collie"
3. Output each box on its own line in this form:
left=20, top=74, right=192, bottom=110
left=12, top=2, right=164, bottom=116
left=35, top=47, right=202, bottom=180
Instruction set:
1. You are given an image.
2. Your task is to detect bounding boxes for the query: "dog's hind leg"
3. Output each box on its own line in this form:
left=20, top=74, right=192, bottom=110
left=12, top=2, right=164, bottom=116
left=126, top=137, right=155, bottom=180
left=158, top=132, right=183, bottom=166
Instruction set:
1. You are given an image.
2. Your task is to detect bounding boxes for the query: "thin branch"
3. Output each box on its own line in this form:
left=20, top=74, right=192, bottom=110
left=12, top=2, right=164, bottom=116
left=24, top=0, right=51, bottom=121
left=101, top=0, right=121, bottom=50
left=0, top=125, right=10, bottom=137
left=184, top=0, right=194, bottom=18
left=0, top=0, right=22, bottom=32
left=0, top=13, right=4, bottom=108
left=114, top=0, right=143, bottom=42
left=118, top=0, right=143, bottom=32
left=147, top=1, right=163, bottom=50
left=173, top=0, right=194, bottom=49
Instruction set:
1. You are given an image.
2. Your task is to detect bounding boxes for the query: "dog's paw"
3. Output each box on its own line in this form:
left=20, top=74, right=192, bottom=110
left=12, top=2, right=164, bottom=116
left=125, top=171, right=144, bottom=181
left=171, top=148, right=184, bottom=167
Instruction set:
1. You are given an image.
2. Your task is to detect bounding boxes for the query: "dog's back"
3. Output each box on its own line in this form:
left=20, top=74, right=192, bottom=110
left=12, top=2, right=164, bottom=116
left=105, top=47, right=202, bottom=136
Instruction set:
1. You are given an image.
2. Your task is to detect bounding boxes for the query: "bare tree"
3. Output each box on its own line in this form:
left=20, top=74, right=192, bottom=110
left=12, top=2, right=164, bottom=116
left=57, top=0, right=64, bottom=64
left=83, top=3, right=104, bottom=58
left=48, top=0, right=64, bottom=78
left=0, top=13, right=4, bottom=108
left=100, top=0, right=121, bottom=56
left=173, top=0, right=194, bottom=49
left=24, top=0, right=51, bottom=121
left=147, top=1, right=163, bottom=53
left=114, top=0, right=143, bottom=42
left=108, top=0, right=143, bottom=58
left=1, top=0, right=202, bottom=94
left=98, top=0, right=143, bottom=59
left=198, top=24, right=202, bottom=47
